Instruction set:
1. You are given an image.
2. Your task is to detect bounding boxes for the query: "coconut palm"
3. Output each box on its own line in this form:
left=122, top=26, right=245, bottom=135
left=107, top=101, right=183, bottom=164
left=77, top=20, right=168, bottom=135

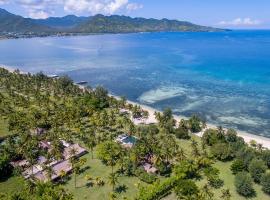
left=108, top=173, right=119, bottom=191
left=68, top=147, right=78, bottom=188
left=176, top=147, right=187, bottom=162
left=220, top=189, right=231, bottom=200
left=191, top=139, right=200, bottom=158
left=199, top=184, right=214, bottom=200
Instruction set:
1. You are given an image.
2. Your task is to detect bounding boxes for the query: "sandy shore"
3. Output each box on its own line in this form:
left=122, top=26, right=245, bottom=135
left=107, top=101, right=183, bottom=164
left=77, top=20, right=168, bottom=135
left=114, top=96, right=270, bottom=149
left=2, top=65, right=270, bottom=149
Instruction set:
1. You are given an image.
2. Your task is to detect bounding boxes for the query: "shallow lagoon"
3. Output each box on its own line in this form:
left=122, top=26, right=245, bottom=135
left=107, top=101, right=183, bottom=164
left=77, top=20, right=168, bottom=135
left=1, top=31, right=270, bottom=136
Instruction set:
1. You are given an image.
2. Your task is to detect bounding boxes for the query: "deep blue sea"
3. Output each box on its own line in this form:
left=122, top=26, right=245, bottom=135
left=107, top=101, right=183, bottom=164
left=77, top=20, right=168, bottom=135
left=1, top=31, right=270, bottom=136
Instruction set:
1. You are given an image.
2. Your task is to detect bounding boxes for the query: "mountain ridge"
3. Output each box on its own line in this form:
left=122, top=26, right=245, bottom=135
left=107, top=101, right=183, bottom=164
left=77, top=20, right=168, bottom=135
left=0, top=8, right=227, bottom=39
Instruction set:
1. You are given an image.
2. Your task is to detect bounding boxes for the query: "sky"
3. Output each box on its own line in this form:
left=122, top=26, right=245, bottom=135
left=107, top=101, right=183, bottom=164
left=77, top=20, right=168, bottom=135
left=0, top=0, right=269, bottom=29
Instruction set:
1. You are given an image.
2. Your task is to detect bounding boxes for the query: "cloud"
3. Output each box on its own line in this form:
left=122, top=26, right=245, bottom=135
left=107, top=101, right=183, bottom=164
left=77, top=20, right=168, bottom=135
left=28, top=10, right=50, bottom=19
left=8, top=0, right=142, bottom=18
left=126, top=3, right=143, bottom=11
left=218, top=18, right=262, bottom=26
left=15, top=0, right=59, bottom=18
left=63, top=0, right=141, bottom=15
left=0, top=0, right=9, bottom=4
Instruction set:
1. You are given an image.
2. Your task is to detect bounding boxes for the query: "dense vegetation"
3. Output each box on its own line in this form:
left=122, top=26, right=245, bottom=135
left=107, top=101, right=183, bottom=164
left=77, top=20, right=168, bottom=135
left=1, top=67, right=270, bottom=200
left=0, top=8, right=224, bottom=39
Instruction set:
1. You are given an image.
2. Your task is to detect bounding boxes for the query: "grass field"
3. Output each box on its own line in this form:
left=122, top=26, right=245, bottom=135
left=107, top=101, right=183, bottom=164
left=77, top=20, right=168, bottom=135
left=62, top=152, right=146, bottom=200
left=0, top=118, right=11, bottom=137
left=0, top=176, right=25, bottom=194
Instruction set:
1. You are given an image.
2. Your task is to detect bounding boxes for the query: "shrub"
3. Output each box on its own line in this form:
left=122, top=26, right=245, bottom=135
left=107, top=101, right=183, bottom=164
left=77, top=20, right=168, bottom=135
left=174, top=179, right=199, bottom=199
left=262, top=150, right=270, bottom=168
left=175, top=126, right=190, bottom=140
left=225, top=129, right=238, bottom=143
left=156, top=162, right=171, bottom=176
left=230, top=159, right=246, bottom=174
left=204, top=167, right=223, bottom=189
left=248, top=159, right=267, bottom=183
left=235, top=172, right=255, bottom=197
left=208, top=177, right=224, bottom=189
left=0, top=154, right=12, bottom=177
left=134, top=168, right=157, bottom=184
left=137, top=177, right=178, bottom=200
left=261, top=173, right=270, bottom=194
left=211, top=143, right=233, bottom=161
left=236, top=147, right=256, bottom=169
left=188, top=115, right=202, bottom=133
left=202, top=129, right=219, bottom=146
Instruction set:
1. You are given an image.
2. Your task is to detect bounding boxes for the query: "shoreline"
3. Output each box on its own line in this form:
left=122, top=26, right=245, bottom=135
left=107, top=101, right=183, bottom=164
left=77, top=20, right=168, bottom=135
left=2, top=65, right=270, bottom=149
left=112, top=95, right=270, bottom=149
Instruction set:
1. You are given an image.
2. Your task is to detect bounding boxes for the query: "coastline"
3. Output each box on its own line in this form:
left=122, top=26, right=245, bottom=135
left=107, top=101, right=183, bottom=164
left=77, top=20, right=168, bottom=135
left=2, top=65, right=270, bottom=149
left=112, top=95, right=270, bottom=149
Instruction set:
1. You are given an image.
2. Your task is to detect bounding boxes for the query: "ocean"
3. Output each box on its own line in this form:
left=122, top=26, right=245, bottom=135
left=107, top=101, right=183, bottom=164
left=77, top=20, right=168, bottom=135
left=1, top=30, right=270, bottom=136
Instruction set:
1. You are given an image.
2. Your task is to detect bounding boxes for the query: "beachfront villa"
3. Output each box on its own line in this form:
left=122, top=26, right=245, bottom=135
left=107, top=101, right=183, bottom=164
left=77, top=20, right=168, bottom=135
left=11, top=141, right=87, bottom=182
left=115, top=134, right=137, bottom=148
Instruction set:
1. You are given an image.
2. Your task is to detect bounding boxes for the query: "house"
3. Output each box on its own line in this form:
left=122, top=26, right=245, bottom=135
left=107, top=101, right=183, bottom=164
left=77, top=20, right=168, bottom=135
left=12, top=140, right=87, bottom=182
left=143, top=163, right=158, bottom=174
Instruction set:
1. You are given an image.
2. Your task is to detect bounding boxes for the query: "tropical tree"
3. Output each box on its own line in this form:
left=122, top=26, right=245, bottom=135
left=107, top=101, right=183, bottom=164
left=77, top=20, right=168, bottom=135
left=220, top=189, right=232, bottom=200
left=248, top=158, right=267, bottom=183
left=96, top=141, right=121, bottom=173
left=174, top=179, right=199, bottom=199
left=234, top=172, right=255, bottom=197
left=68, top=147, right=78, bottom=188
left=108, top=173, right=119, bottom=191
left=191, top=139, right=200, bottom=158
left=199, top=184, right=214, bottom=200
left=261, top=172, right=270, bottom=194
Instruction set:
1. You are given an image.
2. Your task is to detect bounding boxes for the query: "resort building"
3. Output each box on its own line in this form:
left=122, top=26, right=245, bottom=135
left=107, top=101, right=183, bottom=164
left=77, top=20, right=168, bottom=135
left=11, top=141, right=87, bottom=182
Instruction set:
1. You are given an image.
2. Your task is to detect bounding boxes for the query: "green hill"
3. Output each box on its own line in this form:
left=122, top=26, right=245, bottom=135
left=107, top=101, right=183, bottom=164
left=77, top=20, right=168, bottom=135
left=0, top=8, right=226, bottom=38
left=75, top=14, right=223, bottom=33
left=0, top=8, right=53, bottom=33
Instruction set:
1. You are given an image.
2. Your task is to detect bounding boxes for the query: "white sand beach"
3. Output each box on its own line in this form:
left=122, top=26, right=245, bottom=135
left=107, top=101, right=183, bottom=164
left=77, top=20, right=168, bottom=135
left=121, top=97, right=270, bottom=149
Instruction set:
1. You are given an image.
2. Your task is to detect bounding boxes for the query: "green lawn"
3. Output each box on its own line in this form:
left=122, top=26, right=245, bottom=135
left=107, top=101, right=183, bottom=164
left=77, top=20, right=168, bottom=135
left=0, top=176, right=25, bottom=194
left=0, top=118, right=11, bottom=137
left=213, top=161, right=269, bottom=200
left=63, top=152, right=146, bottom=200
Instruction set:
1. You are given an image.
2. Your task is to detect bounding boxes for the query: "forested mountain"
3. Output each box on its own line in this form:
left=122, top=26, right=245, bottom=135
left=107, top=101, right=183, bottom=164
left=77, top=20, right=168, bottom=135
left=0, top=8, right=225, bottom=38
left=75, top=14, right=222, bottom=33
left=0, top=8, right=53, bottom=33
left=32, top=15, right=89, bottom=29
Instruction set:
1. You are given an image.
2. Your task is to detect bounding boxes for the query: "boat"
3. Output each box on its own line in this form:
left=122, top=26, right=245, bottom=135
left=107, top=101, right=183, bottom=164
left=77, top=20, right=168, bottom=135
left=75, top=81, right=88, bottom=85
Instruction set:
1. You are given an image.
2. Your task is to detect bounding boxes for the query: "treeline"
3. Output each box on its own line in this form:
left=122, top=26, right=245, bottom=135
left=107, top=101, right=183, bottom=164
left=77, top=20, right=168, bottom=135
left=203, top=127, right=270, bottom=197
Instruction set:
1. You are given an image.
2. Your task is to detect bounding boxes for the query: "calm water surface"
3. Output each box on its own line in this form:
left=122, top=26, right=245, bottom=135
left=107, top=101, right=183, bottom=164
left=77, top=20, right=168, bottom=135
left=1, top=31, right=270, bottom=136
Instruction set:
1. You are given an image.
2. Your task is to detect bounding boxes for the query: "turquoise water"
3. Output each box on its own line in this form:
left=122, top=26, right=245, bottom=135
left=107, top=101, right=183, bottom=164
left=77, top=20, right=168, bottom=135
left=1, top=31, right=270, bottom=136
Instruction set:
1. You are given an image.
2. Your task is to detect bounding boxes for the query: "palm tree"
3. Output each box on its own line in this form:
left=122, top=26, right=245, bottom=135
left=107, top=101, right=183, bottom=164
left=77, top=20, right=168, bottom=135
left=176, top=147, right=187, bottom=162
left=191, top=139, right=200, bottom=158
left=199, top=184, right=214, bottom=200
left=95, top=177, right=104, bottom=186
left=220, top=189, right=231, bottom=200
left=43, top=165, right=55, bottom=182
left=85, top=133, right=96, bottom=159
left=109, top=192, right=117, bottom=200
left=108, top=173, right=119, bottom=191
left=59, top=170, right=67, bottom=183
left=68, top=147, right=78, bottom=188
